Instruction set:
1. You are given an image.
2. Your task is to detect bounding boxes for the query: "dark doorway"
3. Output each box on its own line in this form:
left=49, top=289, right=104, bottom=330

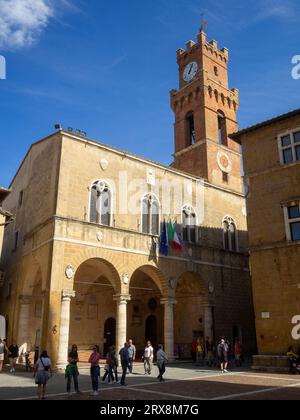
left=145, top=315, right=158, bottom=349
left=232, top=325, right=241, bottom=345
left=103, top=318, right=116, bottom=356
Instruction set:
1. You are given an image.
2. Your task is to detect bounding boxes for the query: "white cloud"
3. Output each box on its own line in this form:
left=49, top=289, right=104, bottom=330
left=256, top=0, right=296, bottom=21
left=0, top=0, right=54, bottom=50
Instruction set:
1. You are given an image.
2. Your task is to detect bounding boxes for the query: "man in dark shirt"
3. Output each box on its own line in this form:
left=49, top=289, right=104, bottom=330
left=119, top=342, right=130, bottom=386
left=8, top=341, right=18, bottom=373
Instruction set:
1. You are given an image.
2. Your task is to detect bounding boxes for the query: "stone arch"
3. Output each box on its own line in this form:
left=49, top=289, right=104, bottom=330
left=128, top=264, right=167, bottom=296
left=20, top=254, right=46, bottom=296
left=71, top=250, right=122, bottom=294
left=174, top=271, right=209, bottom=359
left=175, top=271, right=207, bottom=299
left=17, top=263, right=44, bottom=356
left=70, top=257, right=121, bottom=352
left=127, top=265, right=166, bottom=353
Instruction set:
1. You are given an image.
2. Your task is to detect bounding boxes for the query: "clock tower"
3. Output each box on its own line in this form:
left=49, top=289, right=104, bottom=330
left=170, top=30, right=243, bottom=193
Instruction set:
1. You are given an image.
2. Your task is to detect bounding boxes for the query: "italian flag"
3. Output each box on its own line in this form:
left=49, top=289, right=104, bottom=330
left=168, top=220, right=183, bottom=251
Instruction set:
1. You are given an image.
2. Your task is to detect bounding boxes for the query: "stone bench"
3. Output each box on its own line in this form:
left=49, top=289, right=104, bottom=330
left=252, top=355, right=290, bottom=373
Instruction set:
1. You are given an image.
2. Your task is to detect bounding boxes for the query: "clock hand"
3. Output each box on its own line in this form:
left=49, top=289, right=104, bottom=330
left=188, top=64, right=193, bottom=75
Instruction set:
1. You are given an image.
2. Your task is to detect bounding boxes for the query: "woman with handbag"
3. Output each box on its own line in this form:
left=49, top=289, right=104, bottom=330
left=66, top=344, right=81, bottom=396
left=34, top=350, right=52, bottom=400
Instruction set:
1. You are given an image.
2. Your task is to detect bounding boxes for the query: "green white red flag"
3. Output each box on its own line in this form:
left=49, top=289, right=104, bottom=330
left=168, top=220, right=183, bottom=251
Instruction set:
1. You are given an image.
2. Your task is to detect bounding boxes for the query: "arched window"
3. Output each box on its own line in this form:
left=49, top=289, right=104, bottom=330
left=186, top=112, right=196, bottom=146
left=142, top=194, right=160, bottom=236
left=90, top=181, right=112, bottom=226
left=223, top=216, right=238, bottom=252
left=218, top=110, right=227, bottom=146
left=182, top=205, right=197, bottom=243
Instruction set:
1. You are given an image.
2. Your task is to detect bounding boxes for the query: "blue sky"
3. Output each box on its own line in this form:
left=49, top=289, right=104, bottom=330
left=0, top=0, right=299, bottom=187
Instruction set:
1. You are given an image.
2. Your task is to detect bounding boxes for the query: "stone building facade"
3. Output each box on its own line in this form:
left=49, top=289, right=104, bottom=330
left=0, top=187, right=12, bottom=337
left=232, top=108, right=300, bottom=356
left=0, top=30, right=255, bottom=366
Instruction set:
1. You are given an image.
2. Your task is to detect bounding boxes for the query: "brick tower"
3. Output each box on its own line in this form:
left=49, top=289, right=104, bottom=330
left=171, top=30, right=243, bottom=193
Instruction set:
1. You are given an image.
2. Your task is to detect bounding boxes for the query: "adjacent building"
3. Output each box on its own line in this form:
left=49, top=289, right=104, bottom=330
left=0, top=187, right=13, bottom=337
left=0, top=29, right=256, bottom=366
left=232, top=108, right=300, bottom=359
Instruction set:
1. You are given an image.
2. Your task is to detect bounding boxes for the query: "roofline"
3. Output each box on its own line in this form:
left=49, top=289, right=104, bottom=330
left=60, top=131, right=245, bottom=197
left=8, top=132, right=62, bottom=189
left=61, top=130, right=202, bottom=182
left=230, top=107, right=300, bottom=140
left=7, top=129, right=246, bottom=199
left=0, top=187, right=11, bottom=203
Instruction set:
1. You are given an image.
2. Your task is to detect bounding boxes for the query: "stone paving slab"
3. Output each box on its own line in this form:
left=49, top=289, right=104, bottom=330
left=1, top=364, right=300, bottom=401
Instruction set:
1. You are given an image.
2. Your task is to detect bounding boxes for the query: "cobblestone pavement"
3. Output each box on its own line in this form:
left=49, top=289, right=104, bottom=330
left=1, top=363, right=300, bottom=401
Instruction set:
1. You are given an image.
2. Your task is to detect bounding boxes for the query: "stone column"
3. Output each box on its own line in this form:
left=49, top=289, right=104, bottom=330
left=161, top=298, right=177, bottom=361
left=17, top=295, right=32, bottom=357
left=57, top=290, right=75, bottom=368
left=114, top=294, right=131, bottom=354
left=204, top=305, right=214, bottom=341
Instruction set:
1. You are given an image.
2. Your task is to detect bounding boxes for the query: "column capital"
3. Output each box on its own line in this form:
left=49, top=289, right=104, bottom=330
left=113, top=294, right=131, bottom=304
left=62, top=289, right=76, bottom=301
left=160, top=297, right=177, bottom=306
left=19, top=295, right=32, bottom=305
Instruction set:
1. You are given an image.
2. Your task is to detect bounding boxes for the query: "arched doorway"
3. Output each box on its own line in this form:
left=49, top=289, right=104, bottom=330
left=174, top=272, right=207, bottom=359
left=145, top=315, right=158, bottom=347
left=127, top=266, right=164, bottom=356
left=70, top=258, right=119, bottom=355
left=103, top=318, right=116, bottom=356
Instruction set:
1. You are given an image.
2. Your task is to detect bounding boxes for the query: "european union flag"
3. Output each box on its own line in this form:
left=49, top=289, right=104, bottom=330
left=159, top=220, right=169, bottom=256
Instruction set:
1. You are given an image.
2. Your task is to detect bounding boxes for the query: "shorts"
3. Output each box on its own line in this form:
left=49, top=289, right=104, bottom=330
left=219, top=354, right=228, bottom=364
left=35, top=371, right=50, bottom=385
left=0, top=354, right=4, bottom=362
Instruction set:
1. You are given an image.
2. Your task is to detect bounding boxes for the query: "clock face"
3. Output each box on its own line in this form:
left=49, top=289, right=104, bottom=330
left=183, top=61, right=198, bottom=82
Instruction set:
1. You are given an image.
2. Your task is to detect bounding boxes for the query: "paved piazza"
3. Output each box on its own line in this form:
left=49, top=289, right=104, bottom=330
left=1, top=363, right=300, bottom=401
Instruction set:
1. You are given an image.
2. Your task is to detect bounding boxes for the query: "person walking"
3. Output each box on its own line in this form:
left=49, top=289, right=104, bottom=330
left=119, top=342, right=130, bottom=386
left=34, top=350, right=52, bottom=400
left=102, top=346, right=117, bottom=384
left=143, top=341, right=154, bottom=375
left=156, top=345, right=168, bottom=382
left=218, top=338, right=229, bottom=373
left=8, top=341, right=18, bottom=373
left=191, top=339, right=197, bottom=363
left=127, top=339, right=136, bottom=374
left=66, top=344, right=81, bottom=396
left=0, top=337, right=8, bottom=372
left=196, top=339, right=204, bottom=366
left=88, top=345, right=101, bottom=396
left=206, top=338, right=214, bottom=367
left=110, top=346, right=119, bottom=383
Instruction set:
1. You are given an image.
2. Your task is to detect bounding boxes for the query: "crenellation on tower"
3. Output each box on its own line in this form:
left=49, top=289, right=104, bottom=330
left=186, top=40, right=196, bottom=50
left=176, top=48, right=185, bottom=58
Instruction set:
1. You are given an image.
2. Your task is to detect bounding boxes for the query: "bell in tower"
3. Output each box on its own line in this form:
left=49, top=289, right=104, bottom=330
left=170, top=29, right=243, bottom=194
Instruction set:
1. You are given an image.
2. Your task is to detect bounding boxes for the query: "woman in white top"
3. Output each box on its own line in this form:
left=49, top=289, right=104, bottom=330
left=34, top=350, right=52, bottom=400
